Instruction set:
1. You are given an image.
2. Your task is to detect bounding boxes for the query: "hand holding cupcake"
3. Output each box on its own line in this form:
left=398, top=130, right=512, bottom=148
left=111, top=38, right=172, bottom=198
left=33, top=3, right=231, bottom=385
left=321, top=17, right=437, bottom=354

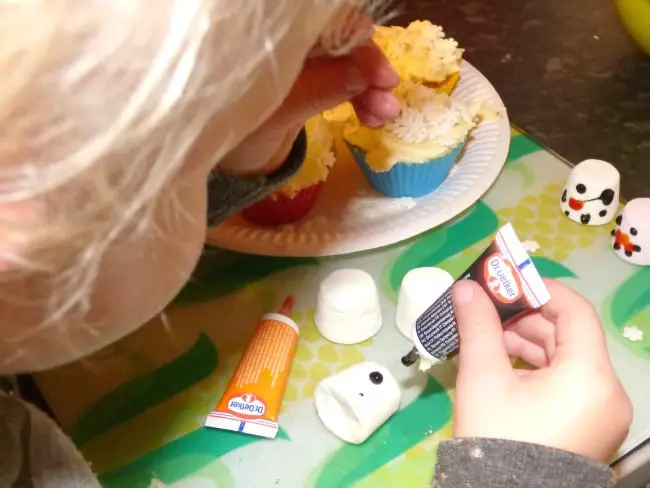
left=343, top=81, right=490, bottom=198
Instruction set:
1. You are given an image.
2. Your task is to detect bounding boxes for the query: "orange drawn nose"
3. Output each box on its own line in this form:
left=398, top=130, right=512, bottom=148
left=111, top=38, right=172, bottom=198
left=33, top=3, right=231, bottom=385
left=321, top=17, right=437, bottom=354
left=615, top=229, right=632, bottom=249
left=569, top=198, right=584, bottom=211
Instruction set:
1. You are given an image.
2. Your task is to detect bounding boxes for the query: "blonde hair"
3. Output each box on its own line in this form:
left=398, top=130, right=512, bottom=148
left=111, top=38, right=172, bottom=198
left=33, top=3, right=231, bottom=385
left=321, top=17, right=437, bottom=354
left=0, top=0, right=392, bottom=369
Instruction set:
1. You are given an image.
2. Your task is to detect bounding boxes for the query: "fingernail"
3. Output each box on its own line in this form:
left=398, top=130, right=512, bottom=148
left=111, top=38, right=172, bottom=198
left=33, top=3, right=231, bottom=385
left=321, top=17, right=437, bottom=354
left=452, top=281, right=475, bottom=306
left=345, top=64, right=368, bottom=92
left=382, top=94, right=401, bottom=118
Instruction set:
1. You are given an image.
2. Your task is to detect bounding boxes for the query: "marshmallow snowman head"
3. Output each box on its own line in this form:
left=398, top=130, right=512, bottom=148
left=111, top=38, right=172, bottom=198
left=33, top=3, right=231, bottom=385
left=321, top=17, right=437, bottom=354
left=560, top=159, right=620, bottom=226
left=314, top=361, right=401, bottom=444
left=315, top=269, right=382, bottom=345
left=611, top=198, right=650, bottom=266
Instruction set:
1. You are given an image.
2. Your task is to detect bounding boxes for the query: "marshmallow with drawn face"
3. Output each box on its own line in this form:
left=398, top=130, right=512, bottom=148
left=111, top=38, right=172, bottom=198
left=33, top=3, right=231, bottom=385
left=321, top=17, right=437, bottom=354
left=560, top=159, right=620, bottom=226
left=611, top=198, right=650, bottom=266
left=314, top=361, right=401, bottom=444
left=315, top=269, right=382, bottom=344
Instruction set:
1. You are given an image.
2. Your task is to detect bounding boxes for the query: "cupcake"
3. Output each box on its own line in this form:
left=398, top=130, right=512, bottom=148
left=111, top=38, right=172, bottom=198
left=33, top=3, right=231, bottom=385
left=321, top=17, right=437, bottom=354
left=241, top=114, right=335, bottom=227
left=342, top=81, right=486, bottom=198
left=373, top=21, right=463, bottom=94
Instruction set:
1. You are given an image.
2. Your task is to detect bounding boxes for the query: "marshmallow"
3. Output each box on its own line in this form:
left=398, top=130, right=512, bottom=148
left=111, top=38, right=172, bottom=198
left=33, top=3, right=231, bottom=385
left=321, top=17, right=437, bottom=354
left=314, top=361, right=401, bottom=444
left=611, top=198, right=650, bottom=266
left=315, top=269, right=382, bottom=344
left=560, top=159, right=620, bottom=226
left=395, top=267, right=454, bottom=339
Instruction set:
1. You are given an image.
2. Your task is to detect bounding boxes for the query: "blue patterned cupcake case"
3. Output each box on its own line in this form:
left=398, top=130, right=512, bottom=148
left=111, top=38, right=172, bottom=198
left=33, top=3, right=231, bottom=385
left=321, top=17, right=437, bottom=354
left=346, top=141, right=466, bottom=198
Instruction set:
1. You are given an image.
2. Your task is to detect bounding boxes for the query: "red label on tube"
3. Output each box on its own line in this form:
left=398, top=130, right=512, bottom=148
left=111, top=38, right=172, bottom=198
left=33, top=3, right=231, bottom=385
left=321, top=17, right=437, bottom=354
left=410, top=223, right=550, bottom=364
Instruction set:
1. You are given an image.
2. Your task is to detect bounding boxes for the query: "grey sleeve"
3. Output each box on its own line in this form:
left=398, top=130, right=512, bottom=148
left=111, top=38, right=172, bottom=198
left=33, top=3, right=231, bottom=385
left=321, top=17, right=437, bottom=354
left=432, top=438, right=615, bottom=488
left=0, top=393, right=101, bottom=488
left=206, top=127, right=307, bottom=226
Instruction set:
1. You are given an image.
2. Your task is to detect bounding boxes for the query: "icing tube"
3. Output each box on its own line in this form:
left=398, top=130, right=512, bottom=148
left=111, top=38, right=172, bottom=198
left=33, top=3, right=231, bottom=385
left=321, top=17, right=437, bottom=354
left=205, top=297, right=298, bottom=439
left=401, top=223, right=551, bottom=367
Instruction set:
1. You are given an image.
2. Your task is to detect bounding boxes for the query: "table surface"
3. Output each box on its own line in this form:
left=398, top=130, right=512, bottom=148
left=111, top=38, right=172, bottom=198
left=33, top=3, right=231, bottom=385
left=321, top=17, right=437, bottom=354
left=399, top=0, right=650, bottom=199
left=33, top=129, right=650, bottom=488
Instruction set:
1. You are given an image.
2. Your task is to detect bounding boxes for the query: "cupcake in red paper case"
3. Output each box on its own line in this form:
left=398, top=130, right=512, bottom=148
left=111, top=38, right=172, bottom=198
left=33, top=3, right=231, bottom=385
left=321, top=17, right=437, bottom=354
left=241, top=114, right=335, bottom=227
left=342, top=81, right=498, bottom=198
left=373, top=21, right=464, bottom=95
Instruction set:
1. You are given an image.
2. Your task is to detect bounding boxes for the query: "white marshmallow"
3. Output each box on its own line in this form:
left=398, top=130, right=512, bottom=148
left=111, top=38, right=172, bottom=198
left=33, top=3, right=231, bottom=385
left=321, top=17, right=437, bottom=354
left=611, top=198, right=650, bottom=266
left=314, top=361, right=401, bottom=444
left=560, top=159, right=620, bottom=226
left=315, top=269, right=382, bottom=344
left=395, top=267, right=454, bottom=339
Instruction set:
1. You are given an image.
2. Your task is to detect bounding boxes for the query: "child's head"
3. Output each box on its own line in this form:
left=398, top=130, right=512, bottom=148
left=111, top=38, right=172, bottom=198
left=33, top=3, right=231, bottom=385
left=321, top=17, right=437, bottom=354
left=0, top=0, right=382, bottom=373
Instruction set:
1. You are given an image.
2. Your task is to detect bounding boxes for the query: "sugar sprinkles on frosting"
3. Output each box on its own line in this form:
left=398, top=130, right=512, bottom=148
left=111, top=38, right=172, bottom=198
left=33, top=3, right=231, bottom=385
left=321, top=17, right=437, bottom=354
left=384, top=82, right=481, bottom=145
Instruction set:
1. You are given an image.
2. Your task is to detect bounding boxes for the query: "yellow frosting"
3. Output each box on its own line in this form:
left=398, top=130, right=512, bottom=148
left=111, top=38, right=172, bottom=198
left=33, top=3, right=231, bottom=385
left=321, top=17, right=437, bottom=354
left=275, top=114, right=335, bottom=197
left=373, top=21, right=464, bottom=85
left=342, top=81, right=499, bottom=172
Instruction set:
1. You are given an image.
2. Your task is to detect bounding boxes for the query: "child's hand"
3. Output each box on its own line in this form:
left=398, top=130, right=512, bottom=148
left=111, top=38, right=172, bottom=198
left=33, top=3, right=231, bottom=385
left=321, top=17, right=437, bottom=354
left=218, top=38, right=400, bottom=176
left=451, top=279, right=632, bottom=463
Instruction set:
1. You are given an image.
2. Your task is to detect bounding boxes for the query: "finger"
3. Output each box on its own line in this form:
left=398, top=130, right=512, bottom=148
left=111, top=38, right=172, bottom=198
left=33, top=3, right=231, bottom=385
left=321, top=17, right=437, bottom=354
left=514, top=368, right=532, bottom=377
left=273, top=57, right=369, bottom=128
left=349, top=41, right=400, bottom=89
left=452, top=280, right=513, bottom=379
left=541, top=279, right=608, bottom=361
left=503, top=330, right=549, bottom=368
left=351, top=89, right=401, bottom=122
left=351, top=99, right=382, bottom=127
left=505, top=312, right=557, bottom=359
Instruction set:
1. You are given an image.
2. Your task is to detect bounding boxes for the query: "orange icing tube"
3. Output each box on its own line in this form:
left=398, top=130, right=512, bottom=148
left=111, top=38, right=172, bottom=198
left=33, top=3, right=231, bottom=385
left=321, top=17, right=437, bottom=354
left=205, top=296, right=298, bottom=439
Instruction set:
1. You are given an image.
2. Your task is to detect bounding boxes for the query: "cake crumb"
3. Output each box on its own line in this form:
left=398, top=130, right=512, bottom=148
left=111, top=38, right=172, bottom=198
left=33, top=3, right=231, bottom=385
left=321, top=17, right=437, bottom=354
left=623, top=325, right=644, bottom=342
left=418, top=357, right=437, bottom=372
left=522, top=240, right=540, bottom=253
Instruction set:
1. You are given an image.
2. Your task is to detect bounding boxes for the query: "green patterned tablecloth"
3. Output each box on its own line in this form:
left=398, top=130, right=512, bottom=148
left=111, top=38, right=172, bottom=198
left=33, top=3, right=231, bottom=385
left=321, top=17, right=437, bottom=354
left=34, top=129, right=650, bottom=488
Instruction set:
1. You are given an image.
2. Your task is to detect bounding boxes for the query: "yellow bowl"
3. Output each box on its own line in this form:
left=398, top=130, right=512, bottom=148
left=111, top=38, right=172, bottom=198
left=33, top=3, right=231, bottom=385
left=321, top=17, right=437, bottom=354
left=616, top=0, right=650, bottom=55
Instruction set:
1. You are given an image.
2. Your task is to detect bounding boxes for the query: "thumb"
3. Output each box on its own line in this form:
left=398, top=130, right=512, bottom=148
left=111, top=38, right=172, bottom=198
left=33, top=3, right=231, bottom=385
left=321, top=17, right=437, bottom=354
left=452, top=280, right=512, bottom=378
left=271, top=56, right=368, bottom=129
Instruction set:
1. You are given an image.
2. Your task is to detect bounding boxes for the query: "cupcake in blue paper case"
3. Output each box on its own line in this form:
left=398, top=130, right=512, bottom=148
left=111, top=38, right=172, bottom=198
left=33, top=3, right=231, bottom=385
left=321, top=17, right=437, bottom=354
left=342, top=81, right=491, bottom=198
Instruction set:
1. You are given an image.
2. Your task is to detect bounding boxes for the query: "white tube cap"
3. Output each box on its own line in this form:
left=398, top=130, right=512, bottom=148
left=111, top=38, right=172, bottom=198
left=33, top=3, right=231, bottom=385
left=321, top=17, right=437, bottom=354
left=396, top=267, right=454, bottom=339
left=315, top=269, right=382, bottom=344
left=314, top=361, right=401, bottom=444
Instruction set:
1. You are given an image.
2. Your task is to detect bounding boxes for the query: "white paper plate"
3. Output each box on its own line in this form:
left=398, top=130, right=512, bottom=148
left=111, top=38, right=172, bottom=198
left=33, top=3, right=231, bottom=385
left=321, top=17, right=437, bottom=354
left=207, top=60, right=510, bottom=257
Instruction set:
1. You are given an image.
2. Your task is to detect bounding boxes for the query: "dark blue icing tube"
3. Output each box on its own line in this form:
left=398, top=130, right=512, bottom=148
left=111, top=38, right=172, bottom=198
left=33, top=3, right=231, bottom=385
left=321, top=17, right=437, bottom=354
left=401, top=223, right=551, bottom=368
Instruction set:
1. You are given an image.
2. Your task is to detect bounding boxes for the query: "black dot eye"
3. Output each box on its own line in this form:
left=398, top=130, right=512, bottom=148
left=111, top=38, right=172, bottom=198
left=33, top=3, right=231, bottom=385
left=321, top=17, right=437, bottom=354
left=359, top=392, right=364, bottom=397
left=631, top=228, right=638, bottom=236
left=369, top=371, right=383, bottom=385
left=616, top=215, right=623, bottom=226
left=599, top=210, right=607, bottom=217
left=600, top=189, right=615, bottom=206
left=576, top=184, right=586, bottom=194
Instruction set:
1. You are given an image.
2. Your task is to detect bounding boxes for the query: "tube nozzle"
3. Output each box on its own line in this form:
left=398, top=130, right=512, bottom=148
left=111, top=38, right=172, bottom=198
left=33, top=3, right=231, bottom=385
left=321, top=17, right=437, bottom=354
left=278, top=296, right=294, bottom=316
left=401, top=347, right=420, bottom=367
